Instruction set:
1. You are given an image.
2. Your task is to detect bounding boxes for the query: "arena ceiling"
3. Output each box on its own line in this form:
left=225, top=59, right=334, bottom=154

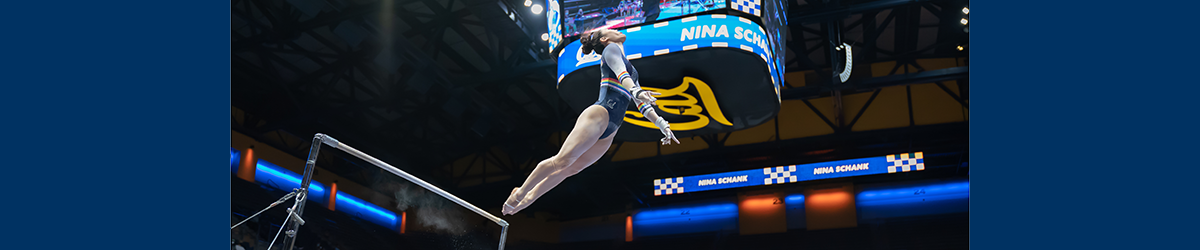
left=232, top=0, right=969, bottom=220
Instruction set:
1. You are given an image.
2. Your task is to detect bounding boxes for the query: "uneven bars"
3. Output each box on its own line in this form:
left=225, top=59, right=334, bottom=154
left=295, top=133, right=510, bottom=250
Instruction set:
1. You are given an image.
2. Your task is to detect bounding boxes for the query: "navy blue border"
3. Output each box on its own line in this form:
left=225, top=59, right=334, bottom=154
left=975, top=1, right=1197, bottom=249
left=5, top=0, right=1197, bottom=249
left=5, top=1, right=227, bottom=249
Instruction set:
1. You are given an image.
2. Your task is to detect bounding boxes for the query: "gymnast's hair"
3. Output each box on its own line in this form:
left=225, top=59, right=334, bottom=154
left=579, top=30, right=606, bottom=55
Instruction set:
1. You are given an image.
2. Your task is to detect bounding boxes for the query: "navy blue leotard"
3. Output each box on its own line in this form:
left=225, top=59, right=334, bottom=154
left=595, top=43, right=637, bottom=139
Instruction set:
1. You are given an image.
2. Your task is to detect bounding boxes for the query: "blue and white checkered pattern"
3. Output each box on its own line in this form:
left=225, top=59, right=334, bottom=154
left=654, top=177, right=685, bottom=196
left=547, top=0, right=562, bottom=48
left=887, top=152, right=925, bottom=173
left=763, top=165, right=797, bottom=185
left=733, top=0, right=761, bottom=17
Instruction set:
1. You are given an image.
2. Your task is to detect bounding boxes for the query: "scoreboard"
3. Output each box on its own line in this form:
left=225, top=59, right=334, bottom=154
left=548, top=0, right=788, bottom=142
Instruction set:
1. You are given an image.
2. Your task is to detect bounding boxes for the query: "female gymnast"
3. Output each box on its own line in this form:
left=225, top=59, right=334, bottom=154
left=502, top=28, right=678, bottom=215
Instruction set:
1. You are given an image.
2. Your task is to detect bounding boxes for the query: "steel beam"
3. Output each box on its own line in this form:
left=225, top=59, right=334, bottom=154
left=781, top=66, right=968, bottom=100
left=790, top=0, right=936, bottom=24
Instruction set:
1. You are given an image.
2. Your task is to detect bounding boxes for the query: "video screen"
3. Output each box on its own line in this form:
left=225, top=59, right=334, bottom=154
left=562, top=0, right=727, bottom=37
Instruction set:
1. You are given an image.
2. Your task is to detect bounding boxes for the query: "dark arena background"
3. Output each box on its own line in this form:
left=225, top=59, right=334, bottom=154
left=231, top=0, right=969, bottom=249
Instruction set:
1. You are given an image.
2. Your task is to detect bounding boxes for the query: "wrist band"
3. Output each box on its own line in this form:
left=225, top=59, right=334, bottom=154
left=637, top=101, right=654, bottom=114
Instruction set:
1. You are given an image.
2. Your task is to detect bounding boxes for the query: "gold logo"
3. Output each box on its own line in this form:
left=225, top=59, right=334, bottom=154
left=624, top=77, right=732, bottom=131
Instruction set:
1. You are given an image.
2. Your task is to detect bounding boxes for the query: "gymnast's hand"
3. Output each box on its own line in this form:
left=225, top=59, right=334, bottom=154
left=661, top=129, right=680, bottom=145
left=634, top=88, right=661, bottom=106
left=656, top=117, right=680, bottom=145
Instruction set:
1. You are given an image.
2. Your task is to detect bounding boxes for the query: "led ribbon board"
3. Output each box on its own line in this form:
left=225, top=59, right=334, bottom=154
left=231, top=152, right=399, bottom=229
left=557, top=14, right=775, bottom=82
left=556, top=14, right=782, bottom=141
left=653, top=152, right=925, bottom=196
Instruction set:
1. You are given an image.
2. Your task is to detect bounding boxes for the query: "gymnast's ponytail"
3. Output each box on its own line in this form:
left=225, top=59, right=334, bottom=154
left=579, top=30, right=605, bottom=55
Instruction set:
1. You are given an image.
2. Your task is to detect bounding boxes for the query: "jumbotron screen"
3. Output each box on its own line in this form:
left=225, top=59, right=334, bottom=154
left=562, top=0, right=727, bottom=37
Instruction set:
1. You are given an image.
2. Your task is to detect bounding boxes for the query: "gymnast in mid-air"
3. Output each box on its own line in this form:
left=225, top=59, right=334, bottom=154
left=503, top=28, right=678, bottom=215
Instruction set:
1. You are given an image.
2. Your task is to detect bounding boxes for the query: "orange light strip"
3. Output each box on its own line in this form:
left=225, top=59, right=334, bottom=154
left=740, top=197, right=779, bottom=211
left=808, top=191, right=852, bottom=209
left=237, top=148, right=256, bottom=182
left=327, top=182, right=338, bottom=211
left=625, top=215, right=633, bottom=242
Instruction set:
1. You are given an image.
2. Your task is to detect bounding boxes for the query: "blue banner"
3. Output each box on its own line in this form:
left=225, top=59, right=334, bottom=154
left=653, top=152, right=926, bottom=196
left=557, top=14, right=777, bottom=89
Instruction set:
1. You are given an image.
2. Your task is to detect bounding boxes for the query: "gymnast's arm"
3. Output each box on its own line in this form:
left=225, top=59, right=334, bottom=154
left=601, top=44, right=657, bottom=105
left=602, top=44, right=679, bottom=144
left=602, top=44, right=637, bottom=90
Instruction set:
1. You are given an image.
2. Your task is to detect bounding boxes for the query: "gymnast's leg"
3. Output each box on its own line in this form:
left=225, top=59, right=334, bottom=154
left=503, top=105, right=609, bottom=215
left=514, top=134, right=614, bottom=212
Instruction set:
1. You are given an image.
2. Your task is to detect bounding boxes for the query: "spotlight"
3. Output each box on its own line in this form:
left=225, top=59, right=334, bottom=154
left=962, top=7, right=969, bottom=15
left=532, top=3, right=547, bottom=14
left=542, top=33, right=549, bottom=41
left=960, top=18, right=968, bottom=25
left=956, top=45, right=963, bottom=51
left=525, top=0, right=532, bottom=7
